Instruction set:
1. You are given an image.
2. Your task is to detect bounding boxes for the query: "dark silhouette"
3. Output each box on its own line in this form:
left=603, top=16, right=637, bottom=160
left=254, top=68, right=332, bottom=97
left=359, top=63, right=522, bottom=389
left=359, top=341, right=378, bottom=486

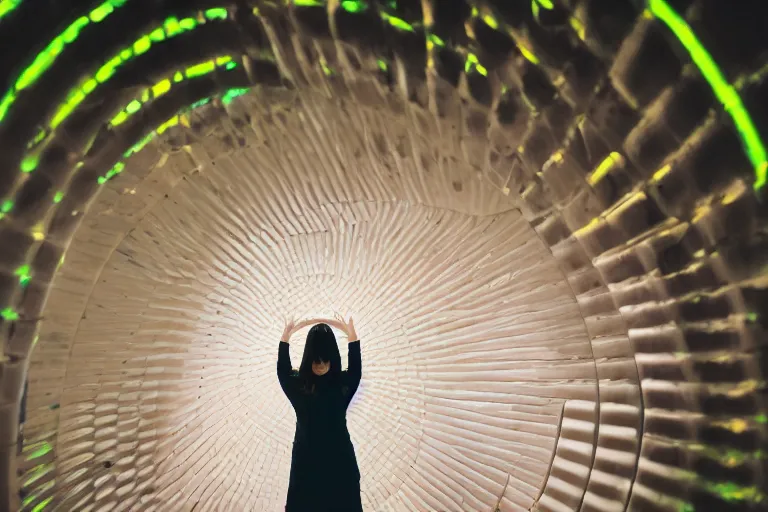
left=278, top=323, right=362, bottom=512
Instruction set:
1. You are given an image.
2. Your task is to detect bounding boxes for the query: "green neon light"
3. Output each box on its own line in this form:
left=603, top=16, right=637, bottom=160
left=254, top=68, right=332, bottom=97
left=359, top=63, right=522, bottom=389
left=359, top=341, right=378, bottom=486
left=589, top=152, right=623, bottom=185
left=31, top=496, right=54, bottom=512
left=1, top=199, right=12, bottom=213
left=518, top=44, right=539, bottom=65
left=21, top=481, right=54, bottom=510
left=377, top=59, right=388, bottom=72
left=465, top=53, right=488, bottom=76
left=204, top=7, right=227, bottom=19
left=1, top=307, right=19, bottom=321
left=124, top=132, right=154, bottom=158
left=648, top=0, right=767, bottom=191
left=293, top=0, right=323, bottom=6
left=0, top=0, right=127, bottom=123
left=110, top=57, right=235, bottom=127
left=0, top=0, right=23, bottom=21
left=472, top=7, right=499, bottom=31
left=341, top=0, right=367, bottom=13
left=15, top=265, right=32, bottom=287
left=189, top=98, right=211, bottom=110
left=25, top=442, right=52, bottom=461
left=427, top=33, right=445, bottom=48
left=29, top=129, right=46, bottom=148
left=125, top=99, right=141, bottom=114
left=97, top=161, right=125, bottom=185
left=21, top=154, right=39, bottom=173
left=382, top=12, right=414, bottom=32
left=222, top=88, right=250, bottom=105
left=16, top=11, right=230, bottom=173
left=156, top=116, right=179, bottom=134
left=48, top=14, right=218, bottom=130
left=53, top=191, right=64, bottom=203
left=703, top=480, right=764, bottom=504
left=109, top=86, right=249, bottom=186
left=482, top=15, right=499, bottom=30
left=755, top=414, right=767, bottom=424
left=535, top=0, right=554, bottom=8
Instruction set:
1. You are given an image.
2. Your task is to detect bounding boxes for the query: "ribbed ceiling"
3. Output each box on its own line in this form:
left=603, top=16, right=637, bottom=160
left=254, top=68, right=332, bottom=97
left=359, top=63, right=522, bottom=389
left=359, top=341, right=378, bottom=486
left=0, top=1, right=766, bottom=511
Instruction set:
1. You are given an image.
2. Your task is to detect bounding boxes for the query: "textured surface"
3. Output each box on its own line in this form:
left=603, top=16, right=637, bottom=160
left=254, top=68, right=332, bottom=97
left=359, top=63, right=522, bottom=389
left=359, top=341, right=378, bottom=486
left=33, top=94, right=595, bottom=511
left=0, top=0, right=767, bottom=511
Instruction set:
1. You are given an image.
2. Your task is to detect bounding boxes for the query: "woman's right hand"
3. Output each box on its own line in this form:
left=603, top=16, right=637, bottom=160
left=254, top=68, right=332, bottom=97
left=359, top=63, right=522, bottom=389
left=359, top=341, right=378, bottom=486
left=281, top=316, right=297, bottom=342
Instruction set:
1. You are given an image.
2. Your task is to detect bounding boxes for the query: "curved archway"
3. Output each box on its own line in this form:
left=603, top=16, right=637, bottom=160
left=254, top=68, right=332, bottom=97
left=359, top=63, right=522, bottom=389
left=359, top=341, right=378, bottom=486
left=1, top=1, right=766, bottom=511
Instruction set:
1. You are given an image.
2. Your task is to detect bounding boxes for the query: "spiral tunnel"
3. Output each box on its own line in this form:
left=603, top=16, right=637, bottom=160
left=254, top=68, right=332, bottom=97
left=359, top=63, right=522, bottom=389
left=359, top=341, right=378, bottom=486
left=0, top=0, right=766, bottom=510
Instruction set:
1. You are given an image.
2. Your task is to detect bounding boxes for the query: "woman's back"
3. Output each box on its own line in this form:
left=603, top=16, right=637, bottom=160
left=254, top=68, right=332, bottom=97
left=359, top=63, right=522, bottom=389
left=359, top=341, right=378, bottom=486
left=290, top=371, right=357, bottom=446
left=277, top=319, right=363, bottom=512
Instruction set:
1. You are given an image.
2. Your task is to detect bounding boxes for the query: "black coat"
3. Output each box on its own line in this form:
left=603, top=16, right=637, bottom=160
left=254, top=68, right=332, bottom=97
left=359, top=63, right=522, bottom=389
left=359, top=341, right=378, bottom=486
left=278, top=341, right=363, bottom=512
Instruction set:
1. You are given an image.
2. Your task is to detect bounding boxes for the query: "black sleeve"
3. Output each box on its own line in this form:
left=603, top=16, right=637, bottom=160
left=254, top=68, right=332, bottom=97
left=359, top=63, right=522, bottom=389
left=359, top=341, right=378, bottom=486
left=343, top=340, right=361, bottom=407
left=277, top=341, right=299, bottom=403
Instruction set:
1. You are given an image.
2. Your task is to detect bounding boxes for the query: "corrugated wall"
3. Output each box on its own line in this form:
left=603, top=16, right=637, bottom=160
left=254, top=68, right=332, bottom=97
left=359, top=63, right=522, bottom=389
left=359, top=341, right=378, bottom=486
left=0, top=1, right=766, bottom=511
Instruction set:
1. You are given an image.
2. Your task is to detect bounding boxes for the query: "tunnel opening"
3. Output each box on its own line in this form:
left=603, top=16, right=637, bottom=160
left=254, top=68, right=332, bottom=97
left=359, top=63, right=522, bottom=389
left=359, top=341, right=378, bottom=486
left=0, top=0, right=766, bottom=511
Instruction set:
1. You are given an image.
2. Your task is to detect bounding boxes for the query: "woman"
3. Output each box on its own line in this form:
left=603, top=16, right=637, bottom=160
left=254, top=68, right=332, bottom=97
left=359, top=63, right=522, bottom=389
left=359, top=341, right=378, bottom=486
left=278, top=315, right=363, bottom=512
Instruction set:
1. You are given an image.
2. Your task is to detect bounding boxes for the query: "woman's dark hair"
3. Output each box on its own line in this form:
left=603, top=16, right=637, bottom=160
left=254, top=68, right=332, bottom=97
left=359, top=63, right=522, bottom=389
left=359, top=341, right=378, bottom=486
left=299, top=323, right=342, bottom=391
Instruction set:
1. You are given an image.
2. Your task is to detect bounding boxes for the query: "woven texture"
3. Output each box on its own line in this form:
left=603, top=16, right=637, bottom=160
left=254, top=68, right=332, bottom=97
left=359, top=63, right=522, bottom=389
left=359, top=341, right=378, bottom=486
left=0, top=1, right=766, bottom=511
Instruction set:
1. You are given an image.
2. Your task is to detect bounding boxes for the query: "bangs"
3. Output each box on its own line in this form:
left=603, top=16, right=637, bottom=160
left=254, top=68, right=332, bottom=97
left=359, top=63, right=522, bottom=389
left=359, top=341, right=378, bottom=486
left=308, top=337, right=335, bottom=362
left=299, top=323, right=342, bottom=382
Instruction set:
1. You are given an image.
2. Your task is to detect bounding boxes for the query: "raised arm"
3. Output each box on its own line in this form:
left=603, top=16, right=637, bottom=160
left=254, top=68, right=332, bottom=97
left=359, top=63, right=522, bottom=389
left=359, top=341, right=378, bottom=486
left=277, top=319, right=300, bottom=403
left=341, top=317, right=361, bottom=406
left=344, top=339, right=362, bottom=406
left=277, top=341, right=300, bottom=402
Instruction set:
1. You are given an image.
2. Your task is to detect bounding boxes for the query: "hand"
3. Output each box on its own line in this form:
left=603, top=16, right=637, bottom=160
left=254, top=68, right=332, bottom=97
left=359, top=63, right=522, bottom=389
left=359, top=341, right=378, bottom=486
left=281, top=316, right=297, bottom=342
left=333, top=313, right=358, bottom=342
left=283, top=318, right=327, bottom=340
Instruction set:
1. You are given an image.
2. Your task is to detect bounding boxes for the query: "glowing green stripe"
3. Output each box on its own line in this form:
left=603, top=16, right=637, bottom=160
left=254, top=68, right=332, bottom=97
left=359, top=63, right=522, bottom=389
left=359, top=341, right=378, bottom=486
left=109, top=56, right=235, bottom=127
left=648, top=0, right=767, bottom=191
left=21, top=481, right=55, bottom=508
left=21, top=154, right=38, bottom=172
left=340, top=0, right=367, bottom=13
left=381, top=12, right=414, bottom=32
left=24, top=442, right=52, bottom=461
left=0, top=0, right=22, bottom=20
left=49, top=13, right=216, bottom=130
left=102, top=86, right=251, bottom=185
left=1, top=307, right=19, bottom=321
left=6, top=7, right=225, bottom=139
left=588, top=152, right=623, bottom=185
left=31, top=496, right=53, bottom=512
left=703, top=480, right=765, bottom=504
left=16, top=9, right=229, bottom=175
left=427, top=33, right=445, bottom=48
left=204, top=7, right=227, bottom=19
left=0, top=0, right=127, bottom=123
left=14, top=264, right=31, bottom=287
left=464, top=53, right=487, bottom=76
left=222, top=87, right=250, bottom=105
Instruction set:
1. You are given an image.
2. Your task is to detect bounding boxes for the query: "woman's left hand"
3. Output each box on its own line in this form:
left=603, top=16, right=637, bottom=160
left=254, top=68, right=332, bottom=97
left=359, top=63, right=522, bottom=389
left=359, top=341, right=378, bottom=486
left=333, top=314, right=357, bottom=342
